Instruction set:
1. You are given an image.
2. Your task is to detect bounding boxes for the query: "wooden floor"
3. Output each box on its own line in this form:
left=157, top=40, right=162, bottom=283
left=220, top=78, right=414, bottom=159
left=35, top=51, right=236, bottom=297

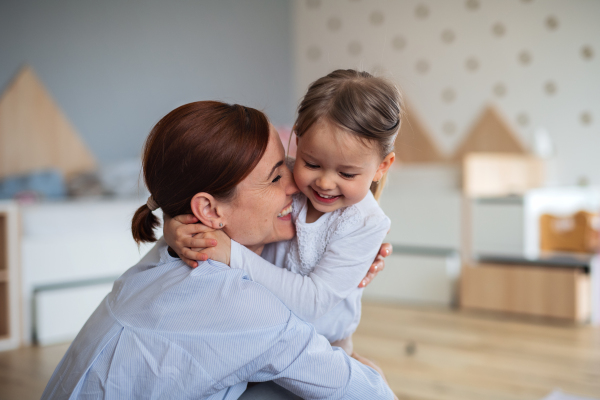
left=1, top=302, right=599, bottom=400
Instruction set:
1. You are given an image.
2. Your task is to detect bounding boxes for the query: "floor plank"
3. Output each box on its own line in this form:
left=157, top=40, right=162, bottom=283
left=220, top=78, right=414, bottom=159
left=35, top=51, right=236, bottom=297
left=0, top=303, right=598, bottom=400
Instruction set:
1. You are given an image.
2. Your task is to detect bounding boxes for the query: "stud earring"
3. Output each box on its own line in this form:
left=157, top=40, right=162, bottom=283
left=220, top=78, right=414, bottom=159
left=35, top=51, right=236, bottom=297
left=219, top=223, right=223, bottom=228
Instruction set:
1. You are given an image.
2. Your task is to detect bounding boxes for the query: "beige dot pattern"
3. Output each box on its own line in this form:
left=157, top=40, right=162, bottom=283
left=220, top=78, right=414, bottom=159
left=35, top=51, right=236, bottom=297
left=307, top=46, right=321, bottom=61
left=492, top=22, right=506, bottom=37
left=519, top=50, right=532, bottom=65
left=546, top=15, right=559, bottom=30
left=465, top=57, right=479, bottom=71
left=392, top=35, right=406, bottom=50
left=348, top=41, right=362, bottom=56
left=493, top=83, right=507, bottom=97
left=297, top=0, right=598, bottom=162
left=327, top=17, right=342, bottom=31
left=416, top=59, right=430, bottom=74
left=544, top=81, right=557, bottom=95
left=370, top=11, right=384, bottom=26
left=415, top=4, right=429, bottom=19
left=441, top=29, right=455, bottom=44
left=466, top=0, right=480, bottom=11
left=517, top=113, right=529, bottom=127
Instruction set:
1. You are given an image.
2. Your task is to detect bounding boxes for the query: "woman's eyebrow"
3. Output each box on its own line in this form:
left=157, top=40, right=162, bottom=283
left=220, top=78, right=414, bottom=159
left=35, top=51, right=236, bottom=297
left=268, top=160, right=284, bottom=179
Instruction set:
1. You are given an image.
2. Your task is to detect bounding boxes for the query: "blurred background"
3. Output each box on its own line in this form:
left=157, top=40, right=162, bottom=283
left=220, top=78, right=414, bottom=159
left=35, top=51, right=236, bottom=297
left=0, top=1, right=599, bottom=399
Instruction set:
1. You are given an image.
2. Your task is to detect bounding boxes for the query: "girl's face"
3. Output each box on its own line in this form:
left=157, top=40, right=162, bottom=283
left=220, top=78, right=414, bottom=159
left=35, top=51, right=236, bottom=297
left=293, top=118, right=394, bottom=215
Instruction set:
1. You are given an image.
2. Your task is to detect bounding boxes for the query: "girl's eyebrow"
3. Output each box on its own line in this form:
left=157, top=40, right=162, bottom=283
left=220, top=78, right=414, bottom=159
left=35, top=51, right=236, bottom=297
left=339, top=164, right=364, bottom=170
left=268, top=160, right=284, bottom=179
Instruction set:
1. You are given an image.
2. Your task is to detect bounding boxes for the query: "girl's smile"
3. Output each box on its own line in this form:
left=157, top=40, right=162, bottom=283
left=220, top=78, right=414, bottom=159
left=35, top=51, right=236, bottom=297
left=293, top=118, right=393, bottom=222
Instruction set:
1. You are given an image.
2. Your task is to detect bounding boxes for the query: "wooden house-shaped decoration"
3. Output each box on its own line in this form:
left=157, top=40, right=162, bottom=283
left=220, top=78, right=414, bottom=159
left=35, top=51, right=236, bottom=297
left=0, top=66, right=96, bottom=180
left=452, top=105, right=528, bottom=162
left=395, top=103, right=445, bottom=164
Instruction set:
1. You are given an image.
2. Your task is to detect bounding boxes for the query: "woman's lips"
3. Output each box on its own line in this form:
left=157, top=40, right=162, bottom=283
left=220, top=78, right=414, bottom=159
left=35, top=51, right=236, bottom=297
left=312, top=188, right=341, bottom=204
left=278, top=202, right=293, bottom=220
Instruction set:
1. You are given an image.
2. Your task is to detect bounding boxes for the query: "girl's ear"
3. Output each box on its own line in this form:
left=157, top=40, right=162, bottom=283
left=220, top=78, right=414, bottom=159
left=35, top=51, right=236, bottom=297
left=190, top=193, right=226, bottom=229
left=374, top=152, right=395, bottom=182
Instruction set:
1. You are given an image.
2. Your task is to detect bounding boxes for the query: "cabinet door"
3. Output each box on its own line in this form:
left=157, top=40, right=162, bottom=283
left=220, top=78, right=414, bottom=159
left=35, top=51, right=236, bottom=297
left=363, top=253, right=460, bottom=306
left=35, top=283, right=113, bottom=345
left=472, top=199, right=524, bottom=255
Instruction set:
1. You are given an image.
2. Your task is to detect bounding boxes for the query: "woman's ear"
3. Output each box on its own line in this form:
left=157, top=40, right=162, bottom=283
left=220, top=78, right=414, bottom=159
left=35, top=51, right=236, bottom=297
left=374, top=152, right=395, bottom=182
left=190, top=193, right=226, bottom=229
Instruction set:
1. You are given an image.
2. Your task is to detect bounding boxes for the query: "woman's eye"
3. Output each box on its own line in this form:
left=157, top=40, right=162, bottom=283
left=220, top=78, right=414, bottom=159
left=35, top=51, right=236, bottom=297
left=272, top=175, right=282, bottom=183
left=305, top=162, right=319, bottom=169
left=340, top=172, right=357, bottom=179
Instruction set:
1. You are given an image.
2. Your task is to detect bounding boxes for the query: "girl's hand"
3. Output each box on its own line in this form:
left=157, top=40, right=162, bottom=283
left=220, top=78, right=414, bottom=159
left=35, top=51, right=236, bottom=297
left=358, top=243, right=392, bottom=288
left=189, top=229, right=232, bottom=267
left=163, top=214, right=218, bottom=268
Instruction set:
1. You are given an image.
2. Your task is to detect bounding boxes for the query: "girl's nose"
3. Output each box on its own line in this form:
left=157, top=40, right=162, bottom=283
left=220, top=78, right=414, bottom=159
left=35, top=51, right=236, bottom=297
left=284, top=169, right=300, bottom=195
left=315, top=175, right=336, bottom=190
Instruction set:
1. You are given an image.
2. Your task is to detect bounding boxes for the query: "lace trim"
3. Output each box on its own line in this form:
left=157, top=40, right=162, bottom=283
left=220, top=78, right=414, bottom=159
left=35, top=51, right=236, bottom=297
left=286, top=202, right=363, bottom=276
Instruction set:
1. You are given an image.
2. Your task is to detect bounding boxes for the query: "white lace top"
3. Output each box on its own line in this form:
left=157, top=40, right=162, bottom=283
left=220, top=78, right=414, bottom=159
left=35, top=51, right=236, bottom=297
left=230, top=190, right=390, bottom=343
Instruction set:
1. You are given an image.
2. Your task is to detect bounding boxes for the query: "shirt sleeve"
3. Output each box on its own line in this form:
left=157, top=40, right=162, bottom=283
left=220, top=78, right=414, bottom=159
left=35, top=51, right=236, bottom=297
left=230, top=215, right=390, bottom=322
left=246, top=313, right=394, bottom=400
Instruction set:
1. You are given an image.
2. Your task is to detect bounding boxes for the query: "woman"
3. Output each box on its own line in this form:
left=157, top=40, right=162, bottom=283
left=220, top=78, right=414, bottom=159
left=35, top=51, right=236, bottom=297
left=42, top=102, right=394, bottom=400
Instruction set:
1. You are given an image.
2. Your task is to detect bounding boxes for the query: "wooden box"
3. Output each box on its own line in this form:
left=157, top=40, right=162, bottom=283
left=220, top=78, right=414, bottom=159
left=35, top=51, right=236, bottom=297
left=463, top=153, right=544, bottom=198
left=540, top=211, right=599, bottom=253
left=461, top=263, right=591, bottom=322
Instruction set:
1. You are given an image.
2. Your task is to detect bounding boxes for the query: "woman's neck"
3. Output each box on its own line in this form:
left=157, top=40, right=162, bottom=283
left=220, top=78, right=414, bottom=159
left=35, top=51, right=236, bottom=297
left=305, top=200, right=325, bottom=224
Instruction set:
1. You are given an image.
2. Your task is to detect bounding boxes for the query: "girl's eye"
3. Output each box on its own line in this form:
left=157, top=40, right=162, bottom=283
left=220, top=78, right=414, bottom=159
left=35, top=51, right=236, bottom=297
left=272, top=175, right=282, bottom=183
left=305, top=162, right=319, bottom=169
left=340, top=172, right=357, bottom=179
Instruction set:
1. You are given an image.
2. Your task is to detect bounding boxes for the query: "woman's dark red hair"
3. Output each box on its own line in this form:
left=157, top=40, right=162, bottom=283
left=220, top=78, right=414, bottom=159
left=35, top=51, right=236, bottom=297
left=132, top=101, right=270, bottom=243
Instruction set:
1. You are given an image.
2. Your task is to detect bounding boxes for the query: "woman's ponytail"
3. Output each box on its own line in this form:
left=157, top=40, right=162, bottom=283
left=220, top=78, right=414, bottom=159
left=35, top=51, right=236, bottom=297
left=131, top=204, right=160, bottom=244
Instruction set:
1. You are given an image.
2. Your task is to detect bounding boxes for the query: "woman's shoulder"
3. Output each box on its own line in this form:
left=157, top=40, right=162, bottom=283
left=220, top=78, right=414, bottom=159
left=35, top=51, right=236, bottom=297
left=110, top=250, right=292, bottom=332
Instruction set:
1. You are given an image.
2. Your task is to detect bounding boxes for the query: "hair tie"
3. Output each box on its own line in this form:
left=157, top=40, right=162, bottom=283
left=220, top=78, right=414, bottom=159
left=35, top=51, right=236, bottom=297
left=146, top=196, right=159, bottom=211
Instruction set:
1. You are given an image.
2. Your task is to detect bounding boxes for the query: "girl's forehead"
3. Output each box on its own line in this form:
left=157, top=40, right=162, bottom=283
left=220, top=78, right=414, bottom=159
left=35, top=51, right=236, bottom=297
left=300, top=126, right=378, bottom=167
left=303, top=120, right=376, bottom=154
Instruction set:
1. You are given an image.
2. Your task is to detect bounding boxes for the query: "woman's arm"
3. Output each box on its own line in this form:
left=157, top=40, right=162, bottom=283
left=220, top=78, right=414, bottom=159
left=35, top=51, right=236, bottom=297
left=246, top=313, right=395, bottom=400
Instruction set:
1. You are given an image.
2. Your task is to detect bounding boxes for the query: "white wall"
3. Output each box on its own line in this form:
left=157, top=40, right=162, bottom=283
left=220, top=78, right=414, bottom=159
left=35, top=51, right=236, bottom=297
left=293, top=0, right=600, bottom=186
left=0, top=0, right=294, bottom=163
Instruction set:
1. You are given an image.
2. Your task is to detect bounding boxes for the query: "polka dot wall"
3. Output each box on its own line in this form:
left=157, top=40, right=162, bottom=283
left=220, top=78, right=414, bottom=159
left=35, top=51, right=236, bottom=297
left=293, top=0, right=600, bottom=186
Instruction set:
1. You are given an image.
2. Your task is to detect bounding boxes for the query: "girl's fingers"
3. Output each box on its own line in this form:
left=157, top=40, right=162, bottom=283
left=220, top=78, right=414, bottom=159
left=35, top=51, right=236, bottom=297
left=183, top=238, right=217, bottom=248
left=182, top=248, right=208, bottom=262
left=379, top=243, right=393, bottom=257
left=181, top=257, right=198, bottom=269
left=183, top=224, right=215, bottom=235
left=174, top=214, right=199, bottom=224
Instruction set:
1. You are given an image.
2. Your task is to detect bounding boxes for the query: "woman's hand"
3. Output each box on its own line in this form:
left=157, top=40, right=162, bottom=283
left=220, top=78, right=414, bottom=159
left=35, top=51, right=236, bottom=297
left=163, top=214, right=220, bottom=268
left=358, top=243, right=392, bottom=288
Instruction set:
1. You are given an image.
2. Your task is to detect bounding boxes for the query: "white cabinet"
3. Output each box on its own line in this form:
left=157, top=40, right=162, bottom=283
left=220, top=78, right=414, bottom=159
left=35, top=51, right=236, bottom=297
left=363, top=251, right=460, bottom=306
left=471, top=187, right=600, bottom=258
left=20, top=199, right=157, bottom=345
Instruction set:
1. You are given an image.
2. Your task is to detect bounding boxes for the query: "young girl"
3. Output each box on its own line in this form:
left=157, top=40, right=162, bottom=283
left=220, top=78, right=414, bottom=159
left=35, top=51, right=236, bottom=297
left=166, top=69, right=401, bottom=358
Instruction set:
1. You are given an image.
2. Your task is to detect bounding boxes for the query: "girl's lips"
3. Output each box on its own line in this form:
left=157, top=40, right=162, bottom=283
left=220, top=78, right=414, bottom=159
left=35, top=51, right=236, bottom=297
left=312, top=188, right=341, bottom=204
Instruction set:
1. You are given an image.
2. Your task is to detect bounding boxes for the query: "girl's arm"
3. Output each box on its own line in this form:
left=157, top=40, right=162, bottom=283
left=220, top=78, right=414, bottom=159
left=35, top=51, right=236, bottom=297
left=164, top=214, right=391, bottom=287
left=228, top=215, right=390, bottom=322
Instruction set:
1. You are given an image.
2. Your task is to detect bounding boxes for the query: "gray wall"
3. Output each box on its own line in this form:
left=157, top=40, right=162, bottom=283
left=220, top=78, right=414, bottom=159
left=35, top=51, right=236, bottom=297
left=0, top=0, right=294, bottom=162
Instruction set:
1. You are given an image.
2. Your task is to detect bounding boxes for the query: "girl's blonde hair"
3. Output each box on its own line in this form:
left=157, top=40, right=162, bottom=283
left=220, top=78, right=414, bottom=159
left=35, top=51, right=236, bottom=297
left=294, top=69, right=403, bottom=200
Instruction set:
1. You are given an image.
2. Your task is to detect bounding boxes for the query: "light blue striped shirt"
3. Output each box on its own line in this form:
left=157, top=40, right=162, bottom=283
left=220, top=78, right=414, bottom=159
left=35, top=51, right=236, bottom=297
left=42, top=239, right=393, bottom=400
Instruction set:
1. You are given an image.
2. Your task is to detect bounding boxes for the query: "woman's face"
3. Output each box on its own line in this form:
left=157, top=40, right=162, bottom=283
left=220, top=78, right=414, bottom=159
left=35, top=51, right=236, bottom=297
left=221, top=124, right=298, bottom=254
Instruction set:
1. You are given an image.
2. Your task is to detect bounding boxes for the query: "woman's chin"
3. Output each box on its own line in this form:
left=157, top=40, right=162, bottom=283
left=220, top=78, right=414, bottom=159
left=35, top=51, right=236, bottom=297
left=274, top=220, right=295, bottom=242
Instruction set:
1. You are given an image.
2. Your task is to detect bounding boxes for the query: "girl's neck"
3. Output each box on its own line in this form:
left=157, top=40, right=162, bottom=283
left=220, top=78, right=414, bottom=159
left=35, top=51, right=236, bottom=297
left=305, top=200, right=325, bottom=223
